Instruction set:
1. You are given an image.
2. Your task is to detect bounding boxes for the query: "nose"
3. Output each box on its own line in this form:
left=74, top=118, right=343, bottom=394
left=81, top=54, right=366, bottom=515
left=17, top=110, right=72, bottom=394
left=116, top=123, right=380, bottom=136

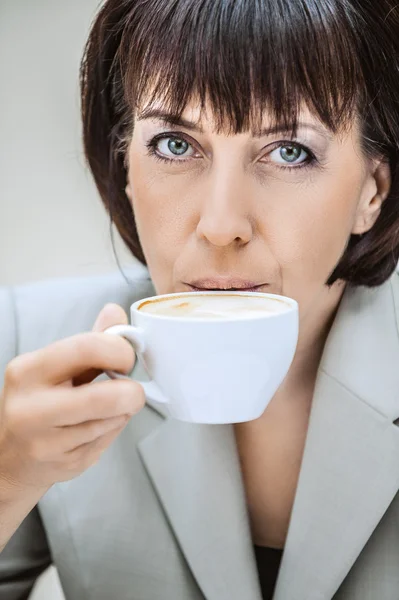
left=196, top=167, right=253, bottom=248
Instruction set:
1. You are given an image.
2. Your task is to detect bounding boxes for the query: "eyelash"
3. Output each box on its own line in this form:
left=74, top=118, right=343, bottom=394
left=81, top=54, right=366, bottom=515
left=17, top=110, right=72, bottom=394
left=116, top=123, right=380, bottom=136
left=145, top=132, right=318, bottom=172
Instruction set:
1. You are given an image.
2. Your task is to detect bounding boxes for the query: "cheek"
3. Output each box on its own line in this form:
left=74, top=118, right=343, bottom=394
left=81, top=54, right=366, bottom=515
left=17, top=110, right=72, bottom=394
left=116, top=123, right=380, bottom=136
left=130, top=163, right=193, bottom=238
left=261, top=170, right=363, bottom=288
left=128, top=155, right=196, bottom=282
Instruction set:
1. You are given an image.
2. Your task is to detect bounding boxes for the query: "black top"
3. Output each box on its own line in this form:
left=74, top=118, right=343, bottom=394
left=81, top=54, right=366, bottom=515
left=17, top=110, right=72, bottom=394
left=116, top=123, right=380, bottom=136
left=253, top=545, right=284, bottom=600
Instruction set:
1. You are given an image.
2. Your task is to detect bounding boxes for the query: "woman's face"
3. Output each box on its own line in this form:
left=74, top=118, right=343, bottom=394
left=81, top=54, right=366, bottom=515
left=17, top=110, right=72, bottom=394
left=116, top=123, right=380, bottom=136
left=125, top=101, right=386, bottom=323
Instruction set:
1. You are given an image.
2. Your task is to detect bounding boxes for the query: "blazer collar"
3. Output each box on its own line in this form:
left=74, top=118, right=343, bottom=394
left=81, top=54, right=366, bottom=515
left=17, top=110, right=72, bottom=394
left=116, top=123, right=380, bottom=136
left=273, top=276, right=399, bottom=599
left=138, top=276, right=399, bottom=600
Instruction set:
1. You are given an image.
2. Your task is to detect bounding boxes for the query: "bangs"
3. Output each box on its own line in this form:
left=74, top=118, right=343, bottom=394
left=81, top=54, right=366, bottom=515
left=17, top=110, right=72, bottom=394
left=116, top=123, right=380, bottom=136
left=119, top=0, right=363, bottom=135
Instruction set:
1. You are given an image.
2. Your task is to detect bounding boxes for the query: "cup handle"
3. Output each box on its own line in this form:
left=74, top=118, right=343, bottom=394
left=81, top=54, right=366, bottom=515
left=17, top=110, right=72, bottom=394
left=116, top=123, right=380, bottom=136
left=103, top=325, right=169, bottom=405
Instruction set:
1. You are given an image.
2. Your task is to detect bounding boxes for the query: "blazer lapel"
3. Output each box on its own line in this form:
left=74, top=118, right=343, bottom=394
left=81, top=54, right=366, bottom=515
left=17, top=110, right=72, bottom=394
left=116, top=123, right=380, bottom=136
left=137, top=418, right=262, bottom=600
left=274, top=278, right=399, bottom=599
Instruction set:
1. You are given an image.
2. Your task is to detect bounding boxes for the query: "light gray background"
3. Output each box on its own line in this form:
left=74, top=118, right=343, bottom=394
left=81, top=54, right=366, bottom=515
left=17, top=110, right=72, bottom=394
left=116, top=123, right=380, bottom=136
left=0, top=0, right=137, bottom=288
left=1, top=1, right=139, bottom=597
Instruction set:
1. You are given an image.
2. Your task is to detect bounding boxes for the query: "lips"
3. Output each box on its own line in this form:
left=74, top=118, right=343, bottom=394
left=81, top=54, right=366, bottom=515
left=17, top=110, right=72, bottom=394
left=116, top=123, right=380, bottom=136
left=186, top=278, right=267, bottom=292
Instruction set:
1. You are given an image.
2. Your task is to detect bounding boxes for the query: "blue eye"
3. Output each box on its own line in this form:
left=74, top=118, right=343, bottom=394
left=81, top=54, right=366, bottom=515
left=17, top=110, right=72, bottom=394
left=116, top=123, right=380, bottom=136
left=157, top=137, right=195, bottom=158
left=270, top=144, right=309, bottom=165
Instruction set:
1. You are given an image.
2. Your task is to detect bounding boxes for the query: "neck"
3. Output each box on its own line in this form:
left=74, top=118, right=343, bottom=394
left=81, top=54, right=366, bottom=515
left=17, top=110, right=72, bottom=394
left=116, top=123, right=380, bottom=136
left=233, top=280, right=347, bottom=477
left=255, top=280, right=347, bottom=423
left=287, top=281, right=346, bottom=391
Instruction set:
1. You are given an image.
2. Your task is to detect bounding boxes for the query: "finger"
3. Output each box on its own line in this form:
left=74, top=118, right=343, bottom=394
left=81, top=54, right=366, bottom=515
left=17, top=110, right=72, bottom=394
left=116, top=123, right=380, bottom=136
left=42, top=379, right=145, bottom=426
left=19, top=332, right=136, bottom=387
left=54, top=415, right=129, bottom=452
left=73, top=304, right=130, bottom=386
left=92, top=303, right=129, bottom=332
left=66, top=419, right=129, bottom=463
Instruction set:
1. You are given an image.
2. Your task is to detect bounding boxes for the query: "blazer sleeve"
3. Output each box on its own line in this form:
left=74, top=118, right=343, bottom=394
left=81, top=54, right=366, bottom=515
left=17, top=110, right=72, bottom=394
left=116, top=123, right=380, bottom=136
left=0, top=287, right=52, bottom=600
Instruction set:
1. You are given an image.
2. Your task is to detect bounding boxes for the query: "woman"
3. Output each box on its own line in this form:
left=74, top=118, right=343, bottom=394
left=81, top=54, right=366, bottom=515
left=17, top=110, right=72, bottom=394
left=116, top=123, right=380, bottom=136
left=1, top=1, right=399, bottom=598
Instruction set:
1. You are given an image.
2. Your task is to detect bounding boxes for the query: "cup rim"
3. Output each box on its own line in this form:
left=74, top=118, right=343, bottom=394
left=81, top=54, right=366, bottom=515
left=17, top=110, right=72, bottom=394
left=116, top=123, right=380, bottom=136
left=131, top=290, right=298, bottom=322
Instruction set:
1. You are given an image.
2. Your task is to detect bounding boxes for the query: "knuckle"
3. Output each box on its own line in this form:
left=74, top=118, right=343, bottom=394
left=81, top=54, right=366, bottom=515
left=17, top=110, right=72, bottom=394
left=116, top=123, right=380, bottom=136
left=3, top=402, right=23, bottom=436
left=5, top=356, right=27, bottom=387
left=116, top=380, right=145, bottom=414
left=4, top=392, right=47, bottom=439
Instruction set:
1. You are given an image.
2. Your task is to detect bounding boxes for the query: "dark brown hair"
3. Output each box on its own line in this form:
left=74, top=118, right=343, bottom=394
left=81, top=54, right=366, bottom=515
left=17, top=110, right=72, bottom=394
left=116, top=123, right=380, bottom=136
left=81, top=0, right=399, bottom=287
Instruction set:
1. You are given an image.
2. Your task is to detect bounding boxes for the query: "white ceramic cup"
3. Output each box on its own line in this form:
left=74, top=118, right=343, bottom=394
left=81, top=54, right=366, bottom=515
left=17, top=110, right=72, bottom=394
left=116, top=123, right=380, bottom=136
left=104, top=291, right=298, bottom=424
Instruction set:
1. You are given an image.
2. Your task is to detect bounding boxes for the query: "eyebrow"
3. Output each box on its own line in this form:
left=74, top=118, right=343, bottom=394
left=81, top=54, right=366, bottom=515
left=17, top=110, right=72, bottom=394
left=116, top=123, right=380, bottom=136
left=137, top=108, right=332, bottom=139
left=138, top=109, right=205, bottom=132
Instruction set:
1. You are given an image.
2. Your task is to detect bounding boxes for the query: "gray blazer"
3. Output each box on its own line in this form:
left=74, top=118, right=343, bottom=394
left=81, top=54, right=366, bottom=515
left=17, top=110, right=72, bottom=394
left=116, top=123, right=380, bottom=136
left=1, top=266, right=399, bottom=600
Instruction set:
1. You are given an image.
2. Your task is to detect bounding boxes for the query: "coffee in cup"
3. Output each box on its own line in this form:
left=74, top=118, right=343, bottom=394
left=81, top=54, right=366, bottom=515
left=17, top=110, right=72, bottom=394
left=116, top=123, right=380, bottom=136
left=138, top=292, right=290, bottom=320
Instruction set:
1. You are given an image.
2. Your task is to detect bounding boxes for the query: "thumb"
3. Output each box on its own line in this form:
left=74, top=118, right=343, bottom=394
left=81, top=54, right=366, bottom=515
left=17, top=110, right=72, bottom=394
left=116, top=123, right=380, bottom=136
left=92, top=303, right=129, bottom=332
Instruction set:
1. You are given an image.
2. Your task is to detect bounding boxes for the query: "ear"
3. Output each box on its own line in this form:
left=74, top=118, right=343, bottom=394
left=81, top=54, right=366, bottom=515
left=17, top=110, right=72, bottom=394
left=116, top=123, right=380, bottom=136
left=125, top=181, right=133, bottom=202
left=352, top=159, right=391, bottom=235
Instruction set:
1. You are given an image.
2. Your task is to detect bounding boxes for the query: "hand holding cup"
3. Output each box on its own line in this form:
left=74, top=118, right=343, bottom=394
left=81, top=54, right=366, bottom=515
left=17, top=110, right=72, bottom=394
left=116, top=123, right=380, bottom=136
left=0, top=304, right=145, bottom=493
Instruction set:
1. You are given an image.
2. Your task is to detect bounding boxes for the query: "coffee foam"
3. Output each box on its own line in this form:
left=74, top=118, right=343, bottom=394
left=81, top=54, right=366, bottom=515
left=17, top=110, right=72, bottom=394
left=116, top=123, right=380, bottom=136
left=138, top=293, right=290, bottom=320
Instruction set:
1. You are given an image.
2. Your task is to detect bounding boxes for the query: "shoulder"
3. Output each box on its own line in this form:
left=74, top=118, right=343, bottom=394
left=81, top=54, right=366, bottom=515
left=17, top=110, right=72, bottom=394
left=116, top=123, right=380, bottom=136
left=2, top=265, right=155, bottom=355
